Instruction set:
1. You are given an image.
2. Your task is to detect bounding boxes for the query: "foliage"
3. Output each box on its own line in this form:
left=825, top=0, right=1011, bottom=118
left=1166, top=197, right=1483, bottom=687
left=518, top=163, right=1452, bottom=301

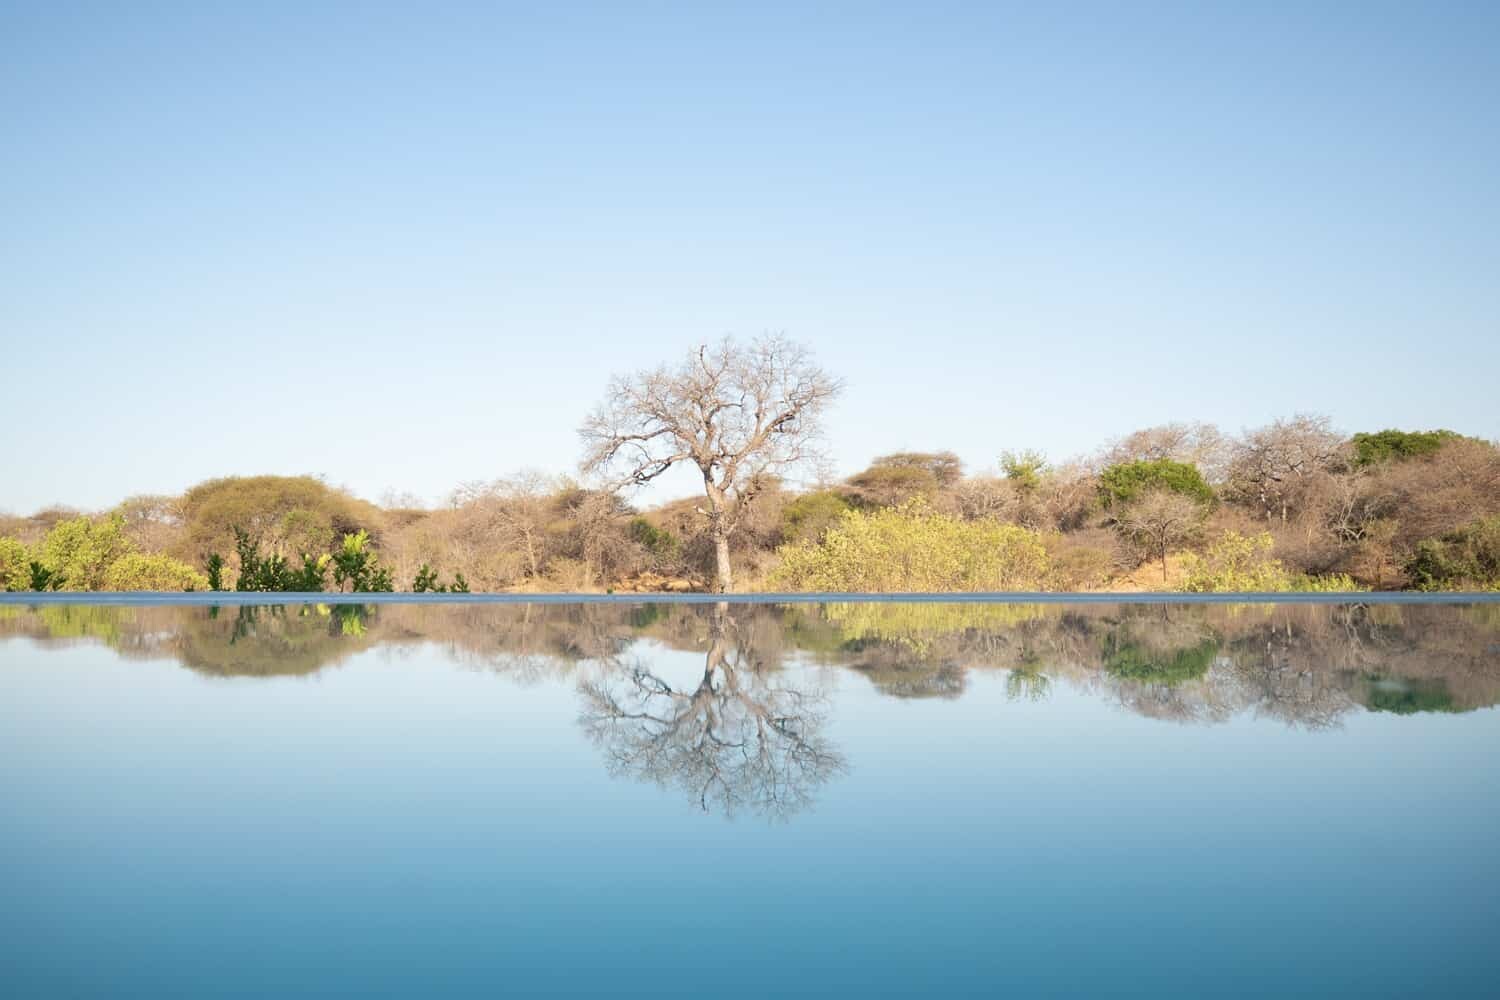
left=1351, top=429, right=1462, bottom=467
left=4, top=404, right=1494, bottom=594
left=205, top=552, right=225, bottom=591
left=999, top=449, right=1049, bottom=494
left=1179, top=531, right=1362, bottom=593
left=233, top=528, right=282, bottom=592
left=231, top=527, right=327, bottom=592
left=845, top=463, right=940, bottom=508
left=778, top=490, right=852, bottom=546
left=0, top=537, right=29, bottom=591
left=1098, top=459, right=1215, bottom=509
left=38, top=514, right=134, bottom=591
left=769, top=500, right=1051, bottom=592
left=411, top=563, right=466, bottom=592
left=628, top=517, right=681, bottom=561
left=179, top=475, right=381, bottom=567
left=1404, top=516, right=1500, bottom=591
left=103, top=553, right=209, bottom=592
left=28, top=561, right=65, bottom=592
left=331, top=530, right=394, bottom=592
left=867, top=451, right=964, bottom=486
left=287, top=553, right=330, bottom=592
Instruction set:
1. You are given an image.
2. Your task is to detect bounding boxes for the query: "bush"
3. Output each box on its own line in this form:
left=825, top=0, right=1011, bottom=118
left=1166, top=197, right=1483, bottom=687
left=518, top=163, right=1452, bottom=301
left=231, top=528, right=328, bottom=592
left=331, top=530, right=394, bottom=592
left=412, top=563, right=467, bottom=593
left=205, top=553, right=225, bottom=591
left=0, top=537, right=29, bottom=591
left=1043, top=529, right=1120, bottom=590
left=769, top=500, right=1051, bottom=592
left=103, top=553, right=209, bottom=592
left=778, top=490, right=852, bottom=545
left=628, top=517, right=681, bottom=563
left=1098, top=459, right=1215, bottom=509
left=179, top=475, right=382, bottom=565
left=1405, top=516, right=1500, bottom=591
left=1351, top=429, right=1463, bottom=467
left=38, top=515, right=134, bottom=591
left=1179, top=531, right=1362, bottom=592
left=287, top=553, right=330, bottom=592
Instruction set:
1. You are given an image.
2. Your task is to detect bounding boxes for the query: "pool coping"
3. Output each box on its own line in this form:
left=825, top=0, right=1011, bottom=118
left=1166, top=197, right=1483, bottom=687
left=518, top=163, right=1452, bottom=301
left=1, top=591, right=1496, bottom=606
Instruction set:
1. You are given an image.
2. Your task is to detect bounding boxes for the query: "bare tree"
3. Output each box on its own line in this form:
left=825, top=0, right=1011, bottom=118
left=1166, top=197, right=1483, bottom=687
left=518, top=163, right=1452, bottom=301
left=1227, top=414, right=1345, bottom=523
left=451, top=471, right=558, bottom=582
left=580, top=336, right=842, bottom=592
left=1101, top=422, right=1231, bottom=483
left=953, top=475, right=1018, bottom=522
left=563, top=487, right=635, bottom=587
left=1115, top=488, right=1208, bottom=583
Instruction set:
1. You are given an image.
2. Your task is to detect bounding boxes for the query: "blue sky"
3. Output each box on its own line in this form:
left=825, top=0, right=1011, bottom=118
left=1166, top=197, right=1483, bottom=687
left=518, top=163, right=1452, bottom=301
left=2, top=1, right=1497, bottom=514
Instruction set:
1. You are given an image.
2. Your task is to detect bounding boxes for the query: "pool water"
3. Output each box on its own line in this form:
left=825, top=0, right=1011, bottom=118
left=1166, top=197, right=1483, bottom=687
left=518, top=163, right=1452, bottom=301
left=2, top=600, right=1497, bottom=997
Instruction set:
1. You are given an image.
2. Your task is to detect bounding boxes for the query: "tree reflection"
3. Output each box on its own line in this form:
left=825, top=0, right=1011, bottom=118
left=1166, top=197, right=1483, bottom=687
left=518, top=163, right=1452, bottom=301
left=3, top=599, right=1498, bottom=731
left=578, top=603, right=846, bottom=820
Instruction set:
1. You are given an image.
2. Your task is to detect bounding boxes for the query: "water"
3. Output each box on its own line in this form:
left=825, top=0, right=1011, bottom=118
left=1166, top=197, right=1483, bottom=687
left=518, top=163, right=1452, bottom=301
left=2, top=600, right=1497, bottom=997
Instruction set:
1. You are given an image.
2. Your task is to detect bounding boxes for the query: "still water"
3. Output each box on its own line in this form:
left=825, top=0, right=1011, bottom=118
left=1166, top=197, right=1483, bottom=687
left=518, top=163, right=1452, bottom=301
left=2, top=600, right=1497, bottom=997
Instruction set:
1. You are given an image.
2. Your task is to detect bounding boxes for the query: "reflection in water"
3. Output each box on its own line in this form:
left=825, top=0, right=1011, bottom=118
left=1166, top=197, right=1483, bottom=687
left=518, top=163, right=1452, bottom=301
left=579, top=603, right=844, bottom=820
left=3, top=600, right=1498, bottom=815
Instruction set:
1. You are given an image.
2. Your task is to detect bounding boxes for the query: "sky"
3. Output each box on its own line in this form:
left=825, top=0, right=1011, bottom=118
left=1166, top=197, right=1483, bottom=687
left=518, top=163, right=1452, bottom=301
left=2, top=1, right=1497, bottom=514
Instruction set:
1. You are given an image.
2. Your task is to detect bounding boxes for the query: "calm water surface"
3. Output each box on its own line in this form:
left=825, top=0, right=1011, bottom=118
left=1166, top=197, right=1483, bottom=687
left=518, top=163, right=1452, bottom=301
left=2, top=600, right=1497, bottom=997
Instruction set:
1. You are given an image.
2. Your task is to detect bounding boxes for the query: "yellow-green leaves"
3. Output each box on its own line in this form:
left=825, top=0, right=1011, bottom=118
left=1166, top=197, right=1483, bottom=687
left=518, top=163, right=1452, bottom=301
left=769, top=499, right=1050, bottom=592
left=103, top=553, right=209, bottom=592
left=1180, top=531, right=1362, bottom=593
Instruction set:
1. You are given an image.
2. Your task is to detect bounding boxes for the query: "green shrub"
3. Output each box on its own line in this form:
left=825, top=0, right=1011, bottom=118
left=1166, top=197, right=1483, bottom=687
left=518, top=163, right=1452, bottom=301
left=628, top=518, right=681, bottom=560
left=1405, top=516, right=1500, bottom=591
left=769, top=499, right=1050, bottom=592
left=412, top=563, right=464, bottom=593
left=779, top=490, right=853, bottom=546
left=1098, top=459, right=1215, bottom=509
left=413, top=564, right=440, bottom=592
left=204, top=552, right=225, bottom=592
left=28, top=562, right=64, bottom=591
left=287, top=553, right=329, bottom=592
left=1351, top=429, right=1462, bottom=467
left=331, top=530, right=388, bottom=592
left=103, top=553, right=209, bottom=592
left=1000, top=450, right=1049, bottom=495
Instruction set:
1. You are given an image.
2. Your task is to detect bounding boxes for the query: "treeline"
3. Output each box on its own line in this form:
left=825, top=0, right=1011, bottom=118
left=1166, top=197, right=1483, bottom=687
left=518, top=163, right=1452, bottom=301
left=1, top=417, right=1497, bottom=593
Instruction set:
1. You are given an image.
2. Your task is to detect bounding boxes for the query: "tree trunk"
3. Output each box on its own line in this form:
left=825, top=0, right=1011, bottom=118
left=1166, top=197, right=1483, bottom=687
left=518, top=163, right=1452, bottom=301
left=702, top=474, right=735, bottom=593
left=713, top=532, right=734, bottom=593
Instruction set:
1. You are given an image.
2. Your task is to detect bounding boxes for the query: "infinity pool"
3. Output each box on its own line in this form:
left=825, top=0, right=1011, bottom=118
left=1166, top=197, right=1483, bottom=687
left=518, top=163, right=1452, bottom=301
left=2, top=600, right=1497, bottom=997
